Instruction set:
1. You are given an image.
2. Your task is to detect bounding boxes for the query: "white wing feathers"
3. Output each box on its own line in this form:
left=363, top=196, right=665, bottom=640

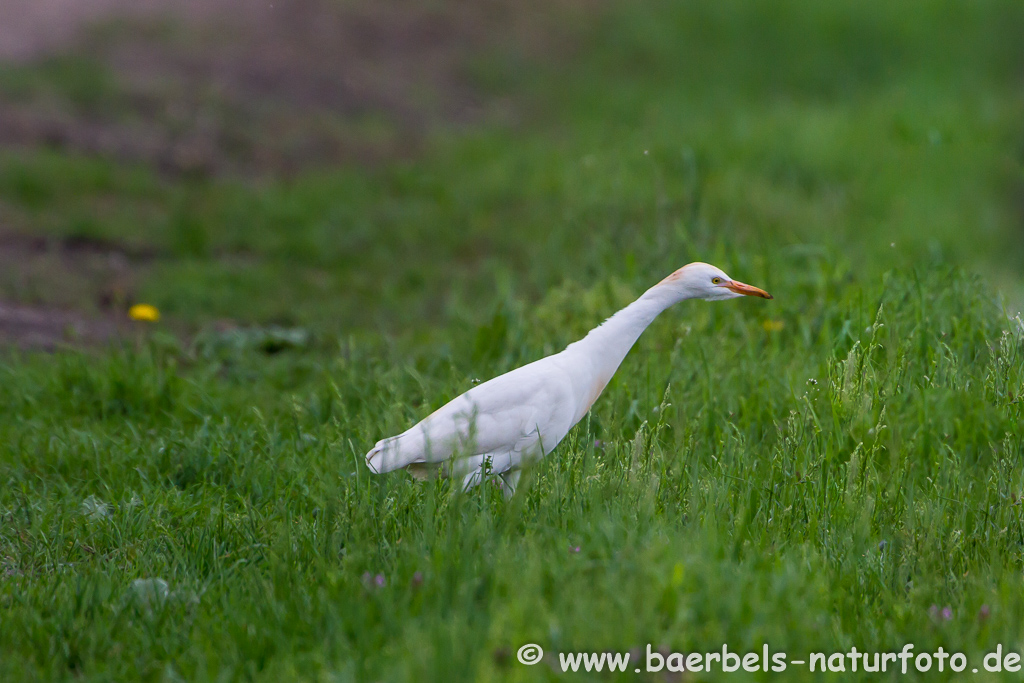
left=365, top=357, right=576, bottom=486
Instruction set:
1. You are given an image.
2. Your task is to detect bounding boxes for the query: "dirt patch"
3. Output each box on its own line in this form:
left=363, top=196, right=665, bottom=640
left=0, top=0, right=180, bottom=61
left=0, top=0, right=583, bottom=176
left=0, top=228, right=151, bottom=349
left=0, top=0, right=591, bottom=346
left=0, top=229, right=143, bottom=316
left=0, top=301, right=123, bottom=349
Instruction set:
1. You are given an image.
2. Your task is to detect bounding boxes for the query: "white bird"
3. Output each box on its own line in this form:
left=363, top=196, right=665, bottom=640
left=365, top=262, right=771, bottom=496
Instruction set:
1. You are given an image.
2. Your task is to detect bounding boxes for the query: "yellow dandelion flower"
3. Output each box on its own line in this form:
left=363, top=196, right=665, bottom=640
left=129, top=304, right=160, bottom=322
left=762, top=319, right=784, bottom=332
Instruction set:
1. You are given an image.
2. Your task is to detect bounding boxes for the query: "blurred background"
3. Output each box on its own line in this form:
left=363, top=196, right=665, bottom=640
left=0, top=0, right=1022, bottom=349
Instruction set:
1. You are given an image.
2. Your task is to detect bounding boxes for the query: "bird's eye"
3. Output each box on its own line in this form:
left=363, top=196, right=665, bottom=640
left=711, top=277, right=722, bottom=285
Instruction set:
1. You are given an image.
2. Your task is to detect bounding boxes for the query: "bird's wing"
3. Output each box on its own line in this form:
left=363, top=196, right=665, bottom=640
left=365, top=357, right=575, bottom=473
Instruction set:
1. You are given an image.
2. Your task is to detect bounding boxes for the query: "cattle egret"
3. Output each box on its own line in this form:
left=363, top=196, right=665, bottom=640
left=365, top=262, right=771, bottom=495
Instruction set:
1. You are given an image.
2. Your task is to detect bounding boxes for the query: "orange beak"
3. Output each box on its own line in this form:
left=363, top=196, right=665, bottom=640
left=724, top=280, right=773, bottom=299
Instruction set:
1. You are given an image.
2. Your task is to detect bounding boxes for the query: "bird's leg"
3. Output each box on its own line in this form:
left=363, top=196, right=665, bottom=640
left=457, top=453, right=517, bottom=495
left=497, top=470, right=521, bottom=499
left=459, top=453, right=495, bottom=491
left=461, top=468, right=484, bottom=491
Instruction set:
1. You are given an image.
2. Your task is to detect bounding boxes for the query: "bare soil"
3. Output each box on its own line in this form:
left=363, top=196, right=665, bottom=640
left=0, top=227, right=147, bottom=348
left=0, top=0, right=585, bottom=347
left=0, top=301, right=122, bottom=350
left=0, top=0, right=181, bottom=60
left=0, top=0, right=574, bottom=176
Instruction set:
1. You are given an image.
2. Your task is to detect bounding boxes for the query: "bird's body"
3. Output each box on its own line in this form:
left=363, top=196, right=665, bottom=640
left=366, top=262, right=771, bottom=495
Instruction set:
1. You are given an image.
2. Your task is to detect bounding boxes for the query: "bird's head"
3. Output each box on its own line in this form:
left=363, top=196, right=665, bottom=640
left=659, top=262, right=772, bottom=301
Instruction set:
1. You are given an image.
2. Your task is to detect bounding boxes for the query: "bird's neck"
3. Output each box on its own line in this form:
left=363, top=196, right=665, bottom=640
left=566, top=284, right=679, bottom=379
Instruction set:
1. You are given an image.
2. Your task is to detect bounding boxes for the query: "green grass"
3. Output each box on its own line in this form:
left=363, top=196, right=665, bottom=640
left=2, top=0, right=1024, bottom=680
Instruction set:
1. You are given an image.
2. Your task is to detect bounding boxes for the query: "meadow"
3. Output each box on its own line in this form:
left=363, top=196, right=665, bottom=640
left=1, top=0, right=1024, bottom=680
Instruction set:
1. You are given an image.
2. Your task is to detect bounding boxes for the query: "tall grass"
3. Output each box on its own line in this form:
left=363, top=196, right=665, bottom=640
left=1, top=0, right=1024, bottom=679
left=2, top=266, right=1023, bottom=680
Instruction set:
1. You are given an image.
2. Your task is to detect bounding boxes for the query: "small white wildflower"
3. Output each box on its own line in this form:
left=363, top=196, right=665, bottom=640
left=80, top=495, right=110, bottom=520
left=132, top=578, right=170, bottom=607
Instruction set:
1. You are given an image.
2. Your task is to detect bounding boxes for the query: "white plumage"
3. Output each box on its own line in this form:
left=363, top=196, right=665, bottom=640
left=366, top=262, right=771, bottom=495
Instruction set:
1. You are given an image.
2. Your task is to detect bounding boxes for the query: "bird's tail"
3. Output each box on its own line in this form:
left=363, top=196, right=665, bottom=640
left=365, top=445, right=385, bottom=473
left=365, top=431, right=426, bottom=473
